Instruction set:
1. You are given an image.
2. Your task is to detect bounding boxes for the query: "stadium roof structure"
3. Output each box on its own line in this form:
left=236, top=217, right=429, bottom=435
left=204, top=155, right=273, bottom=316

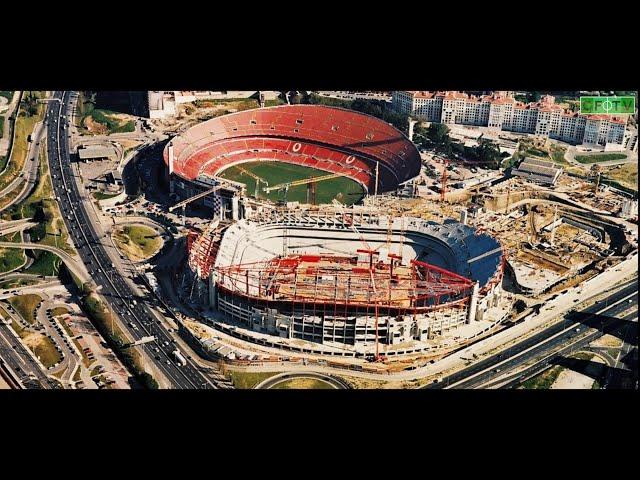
left=512, top=156, right=563, bottom=185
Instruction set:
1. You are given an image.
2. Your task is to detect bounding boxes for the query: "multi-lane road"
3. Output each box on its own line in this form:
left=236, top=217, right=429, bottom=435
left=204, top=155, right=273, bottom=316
left=424, top=280, right=638, bottom=389
left=46, top=91, right=215, bottom=389
left=0, top=321, right=59, bottom=389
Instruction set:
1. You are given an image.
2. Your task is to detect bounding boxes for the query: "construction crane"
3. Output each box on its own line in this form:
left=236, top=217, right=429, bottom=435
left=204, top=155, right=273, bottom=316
left=169, top=184, right=224, bottom=213
left=263, top=172, right=346, bottom=194
left=169, top=181, right=235, bottom=224
left=237, top=166, right=268, bottom=198
left=332, top=199, right=383, bottom=362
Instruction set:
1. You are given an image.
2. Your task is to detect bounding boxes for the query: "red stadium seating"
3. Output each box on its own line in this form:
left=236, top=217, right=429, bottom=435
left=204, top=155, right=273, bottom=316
left=164, top=105, right=420, bottom=192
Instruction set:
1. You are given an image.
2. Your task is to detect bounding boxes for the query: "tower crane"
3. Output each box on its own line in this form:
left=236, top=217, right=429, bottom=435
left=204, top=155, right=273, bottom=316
left=237, top=166, right=268, bottom=198
left=169, top=179, right=238, bottom=224
left=263, top=172, right=347, bottom=194
left=332, top=199, right=384, bottom=362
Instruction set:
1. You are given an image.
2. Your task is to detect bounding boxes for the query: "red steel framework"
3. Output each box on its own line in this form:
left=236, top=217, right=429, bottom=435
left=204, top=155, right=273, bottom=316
left=215, top=253, right=474, bottom=360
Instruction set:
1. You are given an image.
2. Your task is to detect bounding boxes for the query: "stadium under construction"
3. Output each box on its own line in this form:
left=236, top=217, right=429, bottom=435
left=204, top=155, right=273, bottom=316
left=161, top=105, right=511, bottom=359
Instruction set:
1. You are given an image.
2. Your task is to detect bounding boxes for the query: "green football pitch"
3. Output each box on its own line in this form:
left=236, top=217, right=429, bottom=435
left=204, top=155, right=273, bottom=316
left=218, top=161, right=365, bottom=205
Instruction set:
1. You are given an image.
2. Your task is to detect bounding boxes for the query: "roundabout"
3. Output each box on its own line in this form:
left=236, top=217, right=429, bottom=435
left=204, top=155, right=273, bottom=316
left=254, top=372, right=351, bottom=389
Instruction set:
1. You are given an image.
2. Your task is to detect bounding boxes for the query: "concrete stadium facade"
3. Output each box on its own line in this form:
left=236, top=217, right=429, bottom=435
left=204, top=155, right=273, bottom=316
left=186, top=209, right=505, bottom=357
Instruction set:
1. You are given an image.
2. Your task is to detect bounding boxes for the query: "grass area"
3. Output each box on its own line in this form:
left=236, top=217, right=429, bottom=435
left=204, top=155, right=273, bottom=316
left=5, top=148, right=75, bottom=256
left=0, top=179, right=25, bottom=212
left=227, top=370, right=279, bottom=389
left=524, top=147, right=548, bottom=158
left=264, top=98, right=286, bottom=107
left=0, top=91, right=45, bottom=191
left=113, top=224, right=161, bottom=262
left=8, top=327, right=75, bottom=381
left=76, top=92, right=135, bottom=135
left=603, top=163, right=638, bottom=191
left=271, top=378, right=334, bottom=389
left=58, top=317, right=75, bottom=339
left=23, top=251, right=61, bottom=276
left=32, top=335, right=62, bottom=368
left=0, top=278, right=38, bottom=289
left=93, top=191, right=120, bottom=200
left=11, top=321, right=63, bottom=369
left=550, top=144, right=569, bottom=165
left=0, top=232, right=25, bottom=273
left=72, top=367, right=82, bottom=383
left=8, top=293, right=42, bottom=324
left=50, top=306, right=69, bottom=317
left=519, top=365, right=564, bottom=389
left=574, top=153, right=628, bottom=164
left=219, top=161, right=365, bottom=205
left=194, top=98, right=259, bottom=109
left=0, top=91, right=13, bottom=102
left=88, top=109, right=135, bottom=134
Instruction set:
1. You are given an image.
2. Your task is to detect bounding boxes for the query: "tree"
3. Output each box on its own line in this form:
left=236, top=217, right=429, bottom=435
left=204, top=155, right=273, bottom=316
left=474, top=139, right=502, bottom=169
left=426, top=123, right=450, bottom=144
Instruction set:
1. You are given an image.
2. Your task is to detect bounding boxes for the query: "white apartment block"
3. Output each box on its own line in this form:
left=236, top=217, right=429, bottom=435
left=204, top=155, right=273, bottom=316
left=393, top=91, right=631, bottom=148
left=623, top=128, right=638, bottom=152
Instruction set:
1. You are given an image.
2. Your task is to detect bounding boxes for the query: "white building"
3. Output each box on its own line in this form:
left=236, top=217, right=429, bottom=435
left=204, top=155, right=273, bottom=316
left=623, top=128, right=638, bottom=152
left=620, top=199, right=638, bottom=219
left=147, top=91, right=176, bottom=119
left=392, top=91, right=631, bottom=149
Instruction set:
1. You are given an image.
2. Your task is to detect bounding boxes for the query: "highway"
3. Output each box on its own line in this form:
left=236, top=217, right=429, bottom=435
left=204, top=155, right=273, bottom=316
left=0, top=321, right=59, bottom=389
left=46, top=91, right=215, bottom=389
left=491, top=308, right=638, bottom=389
left=424, top=280, right=638, bottom=389
left=0, top=118, right=46, bottom=213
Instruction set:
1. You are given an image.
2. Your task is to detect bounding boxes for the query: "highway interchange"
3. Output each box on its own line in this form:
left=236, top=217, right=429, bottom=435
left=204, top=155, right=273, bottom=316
left=424, top=279, right=638, bottom=389
left=0, top=89, right=636, bottom=391
left=46, top=91, right=216, bottom=389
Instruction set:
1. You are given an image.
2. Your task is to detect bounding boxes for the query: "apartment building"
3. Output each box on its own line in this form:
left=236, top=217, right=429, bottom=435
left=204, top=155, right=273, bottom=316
left=393, top=91, right=630, bottom=148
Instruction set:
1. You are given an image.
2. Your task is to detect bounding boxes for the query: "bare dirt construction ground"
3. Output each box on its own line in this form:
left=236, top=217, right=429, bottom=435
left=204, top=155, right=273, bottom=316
left=604, top=163, right=638, bottom=191
left=551, top=355, right=604, bottom=389
left=83, top=116, right=108, bottom=135
left=272, top=377, right=334, bottom=389
left=591, top=334, right=622, bottom=348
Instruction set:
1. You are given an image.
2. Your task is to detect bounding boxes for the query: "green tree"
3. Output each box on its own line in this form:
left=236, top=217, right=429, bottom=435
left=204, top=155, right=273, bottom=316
left=473, top=139, right=502, bottom=168
left=426, top=123, right=450, bottom=144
